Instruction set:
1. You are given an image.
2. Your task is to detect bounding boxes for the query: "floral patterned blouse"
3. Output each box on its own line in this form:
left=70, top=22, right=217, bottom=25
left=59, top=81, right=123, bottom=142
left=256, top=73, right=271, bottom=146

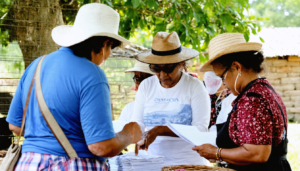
left=229, top=78, right=287, bottom=146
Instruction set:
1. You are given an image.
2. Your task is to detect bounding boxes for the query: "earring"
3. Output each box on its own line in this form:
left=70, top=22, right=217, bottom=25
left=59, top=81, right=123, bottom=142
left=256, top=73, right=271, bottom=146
left=103, top=50, right=106, bottom=66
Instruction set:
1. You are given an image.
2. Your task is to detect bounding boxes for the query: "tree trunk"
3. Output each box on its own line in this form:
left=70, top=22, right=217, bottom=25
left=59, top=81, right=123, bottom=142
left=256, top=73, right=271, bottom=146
left=4, top=0, right=64, bottom=68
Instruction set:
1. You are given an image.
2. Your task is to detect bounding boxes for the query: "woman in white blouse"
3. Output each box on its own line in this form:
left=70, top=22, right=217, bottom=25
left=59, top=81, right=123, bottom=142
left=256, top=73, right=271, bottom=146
left=119, top=61, right=154, bottom=122
left=131, top=32, right=210, bottom=166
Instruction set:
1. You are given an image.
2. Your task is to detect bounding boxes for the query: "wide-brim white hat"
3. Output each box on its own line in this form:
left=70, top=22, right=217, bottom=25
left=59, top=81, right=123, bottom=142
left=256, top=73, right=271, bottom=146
left=200, top=33, right=262, bottom=72
left=136, top=32, right=199, bottom=64
left=125, top=61, right=155, bottom=75
left=51, top=3, right=130, bottom=47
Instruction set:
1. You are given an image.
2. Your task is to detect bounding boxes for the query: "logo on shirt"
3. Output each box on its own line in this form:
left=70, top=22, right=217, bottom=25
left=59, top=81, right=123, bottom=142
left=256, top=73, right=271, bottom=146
left=144, top=104, right=192, bottom=127
left=154, top=98, right=179, bottom=103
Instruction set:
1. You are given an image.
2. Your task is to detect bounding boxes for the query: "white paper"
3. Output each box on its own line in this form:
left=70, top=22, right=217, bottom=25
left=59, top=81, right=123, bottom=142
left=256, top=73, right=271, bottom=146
left=109, top=152, right=164, bottom=171
left=167, top=123, right=217, bottom=147
left=113, top=120, right=128, bottom=133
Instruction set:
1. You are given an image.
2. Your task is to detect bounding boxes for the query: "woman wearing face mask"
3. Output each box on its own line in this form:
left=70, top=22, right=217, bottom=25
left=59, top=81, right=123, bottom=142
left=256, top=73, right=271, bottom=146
left=131, top=32, right=210, bottom=166
left=119, top=61, right=154, bottom=122
left=192, top=33, right=291, bottom=171
left=203, top=71, right=232, bottom=129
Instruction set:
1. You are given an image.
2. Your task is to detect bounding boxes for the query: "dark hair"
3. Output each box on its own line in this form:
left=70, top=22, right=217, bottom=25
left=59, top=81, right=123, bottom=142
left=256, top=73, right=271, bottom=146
left=69, top=36, right=121, bottom=61
left=182, top=62, right=187, bottom=72
left=211, top=51, right=264, bottom=73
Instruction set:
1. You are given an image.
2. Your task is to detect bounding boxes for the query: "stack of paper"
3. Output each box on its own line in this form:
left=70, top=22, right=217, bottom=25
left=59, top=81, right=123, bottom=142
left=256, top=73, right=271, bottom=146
left=167, top=123, right=217, bottom=147
left=109, top=156, right=119, bottom=171
left=109, top=152, right=164, bottom=171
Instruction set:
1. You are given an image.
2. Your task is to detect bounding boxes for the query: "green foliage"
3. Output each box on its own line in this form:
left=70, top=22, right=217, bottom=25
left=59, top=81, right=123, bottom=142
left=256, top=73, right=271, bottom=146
left=0, top=41, right=24, bottom=78
left=129, top=29, right=153, bottom=48
left=0, top=0, right=12, bottom=46
left=250, top=0, right=300, bottom=27
left=90, top=0, right=261, bottom=63
left=0, top=0, right=260, bottom=64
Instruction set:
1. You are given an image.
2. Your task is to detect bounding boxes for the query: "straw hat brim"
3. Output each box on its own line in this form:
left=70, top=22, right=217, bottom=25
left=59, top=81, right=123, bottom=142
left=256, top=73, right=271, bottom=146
left=125, top=66, right=154, bottom=75
left=52, top=25, right=131, bottom=47
left=200, top=42, right=262, bottom=72
left=136, top=47, right=199, bottom=64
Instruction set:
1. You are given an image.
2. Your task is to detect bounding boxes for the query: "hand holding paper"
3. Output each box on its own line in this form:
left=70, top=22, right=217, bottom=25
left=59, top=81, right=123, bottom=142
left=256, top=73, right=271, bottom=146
left=166, top=123, right=217, bottom=147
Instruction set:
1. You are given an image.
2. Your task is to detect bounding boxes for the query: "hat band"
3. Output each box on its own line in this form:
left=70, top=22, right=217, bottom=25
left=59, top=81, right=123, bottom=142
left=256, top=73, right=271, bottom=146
left=152, top=46, right=182, bottom=56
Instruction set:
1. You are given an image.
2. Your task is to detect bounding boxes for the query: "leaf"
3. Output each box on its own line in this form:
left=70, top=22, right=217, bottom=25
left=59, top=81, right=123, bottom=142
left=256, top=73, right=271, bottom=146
left=154, top=23, right=167, bottom=33
left=248, top=15, right=255, bottom=20
left=251, top=28, right=257, bottom=35
left=258, top=27, right=261, bottom=32
left=220, top=14, right=232, bottom=32
left=185, top=27, right=189, bottom=37
left=147, top=0, right=158, bottom=9
left=193, top=10, right=201, bottom=23
left=105, top=0, right=113, bottom=7
left=139, top=19, right=146, bottom=29
left=244, top=32, right=250, bottom=42
left=83, top=0, right=91, bottom=4
left=259, top=37, right=265, bottom=43
left=131, top=0, right=141, bottom=8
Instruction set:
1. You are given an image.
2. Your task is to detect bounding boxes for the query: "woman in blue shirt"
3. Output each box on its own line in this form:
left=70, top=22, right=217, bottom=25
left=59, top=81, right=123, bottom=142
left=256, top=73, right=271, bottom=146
left=6, top=3, right=141, bottom=171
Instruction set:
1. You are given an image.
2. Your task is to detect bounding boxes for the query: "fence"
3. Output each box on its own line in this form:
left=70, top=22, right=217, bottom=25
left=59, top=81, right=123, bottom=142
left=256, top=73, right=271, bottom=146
left=0, top=2, right=147, bottom=147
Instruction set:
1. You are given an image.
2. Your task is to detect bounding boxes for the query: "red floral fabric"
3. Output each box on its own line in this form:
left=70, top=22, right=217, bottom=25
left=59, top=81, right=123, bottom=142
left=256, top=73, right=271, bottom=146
left=229, top=78, right=287, bottom=146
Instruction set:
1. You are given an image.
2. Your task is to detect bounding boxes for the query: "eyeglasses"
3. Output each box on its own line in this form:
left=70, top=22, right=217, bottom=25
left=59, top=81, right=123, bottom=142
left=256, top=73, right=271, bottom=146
left=220, top=65, right=231, bottom=81
left=149, top=64, right=178, bottom=74
left=133, top=75, right=151, bottom=83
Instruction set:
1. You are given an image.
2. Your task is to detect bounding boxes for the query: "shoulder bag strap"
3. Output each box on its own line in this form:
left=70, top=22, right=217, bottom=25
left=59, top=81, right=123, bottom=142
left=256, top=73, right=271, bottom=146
left=17, top=66, right=37, bottom=144
left=35, top=55, right=78, bottom=159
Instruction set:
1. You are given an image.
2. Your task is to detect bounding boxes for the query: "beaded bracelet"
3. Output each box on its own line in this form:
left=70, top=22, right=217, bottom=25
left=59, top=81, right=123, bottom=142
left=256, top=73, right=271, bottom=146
left=218, top=148, right=223, bottom=162
left=216, top=148, right=220, bottom=160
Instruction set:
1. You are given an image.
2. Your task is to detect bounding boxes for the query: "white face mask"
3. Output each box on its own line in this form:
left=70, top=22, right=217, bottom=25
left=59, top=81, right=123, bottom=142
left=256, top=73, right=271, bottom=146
left=204, top=71, right=222, bottom=95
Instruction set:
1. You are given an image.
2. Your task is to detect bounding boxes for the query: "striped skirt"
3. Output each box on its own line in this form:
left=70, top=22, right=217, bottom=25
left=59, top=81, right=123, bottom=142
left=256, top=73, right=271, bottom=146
left=14, top=152, right=109, bottom=171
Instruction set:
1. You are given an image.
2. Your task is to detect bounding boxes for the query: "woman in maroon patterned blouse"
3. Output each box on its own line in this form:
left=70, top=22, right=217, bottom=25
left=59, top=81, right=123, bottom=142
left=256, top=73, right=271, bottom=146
left=192, top=33, right=291, bottom=171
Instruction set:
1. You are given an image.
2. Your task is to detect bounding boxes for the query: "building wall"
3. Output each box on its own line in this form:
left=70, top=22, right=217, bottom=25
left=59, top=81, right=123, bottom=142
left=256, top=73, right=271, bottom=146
left=264, top=56, right=300, bottom=122
left=0, top=58, right=137, bottom=120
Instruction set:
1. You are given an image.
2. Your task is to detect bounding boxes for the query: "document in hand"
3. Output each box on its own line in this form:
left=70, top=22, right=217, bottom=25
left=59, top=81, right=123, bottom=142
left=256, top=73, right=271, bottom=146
left=167, top=123, right=217, bottom=147
left=112, top=120, right=128, bottom=133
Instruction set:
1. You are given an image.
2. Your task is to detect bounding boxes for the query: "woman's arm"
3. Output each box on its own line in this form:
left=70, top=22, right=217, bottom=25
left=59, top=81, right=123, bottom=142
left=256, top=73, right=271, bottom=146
left=191, top=80, right=211, bottom=131
left=221, top=144, right=271, bottom=164
left=9, top=123, right=23, bottom=136
left=88, top=122, right=141, bottom=157
left=192, top=143, right=271, bottom=165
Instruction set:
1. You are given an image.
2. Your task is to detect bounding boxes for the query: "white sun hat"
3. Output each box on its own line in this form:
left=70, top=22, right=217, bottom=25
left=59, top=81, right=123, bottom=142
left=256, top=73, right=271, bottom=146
left=200, top=33, right=262, bottom=72
left=125, top=60, right=155, bottom=75
left=51, top=3, right=130, bottom=47
left=136, top=32, right=199, bottom=64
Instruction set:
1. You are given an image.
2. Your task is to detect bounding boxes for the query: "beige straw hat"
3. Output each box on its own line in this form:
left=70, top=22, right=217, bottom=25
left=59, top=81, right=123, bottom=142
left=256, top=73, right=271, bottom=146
left=200, top=33, right=262, bottom=72
left=52, top=3, right=130, bottom=47
left=125, top=61, right=155, bottom=75
left=136, top=32, right=199, bottom=64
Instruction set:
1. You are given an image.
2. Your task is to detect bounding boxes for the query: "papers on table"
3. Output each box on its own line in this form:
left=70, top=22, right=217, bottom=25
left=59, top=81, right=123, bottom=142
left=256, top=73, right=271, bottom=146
left=112, top=120, right=128, bottom=133
left=167, top=123, right=217, bottom=147
left=109, top=152, right=164, bottom=171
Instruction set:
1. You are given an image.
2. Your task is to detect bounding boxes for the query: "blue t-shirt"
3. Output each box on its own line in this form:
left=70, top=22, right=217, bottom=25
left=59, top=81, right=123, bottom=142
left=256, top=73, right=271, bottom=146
left=6, top=47, right=115, bottom=161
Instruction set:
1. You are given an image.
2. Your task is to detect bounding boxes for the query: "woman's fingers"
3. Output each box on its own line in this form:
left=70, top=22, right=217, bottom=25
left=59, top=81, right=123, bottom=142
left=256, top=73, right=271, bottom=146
left=135, top=143, right=142, bottom=156
left=192, top=145, right=202, bottom=151
left=135, top=143, right=139, bottom=156
left=135, top=139, right=146, bottom=156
